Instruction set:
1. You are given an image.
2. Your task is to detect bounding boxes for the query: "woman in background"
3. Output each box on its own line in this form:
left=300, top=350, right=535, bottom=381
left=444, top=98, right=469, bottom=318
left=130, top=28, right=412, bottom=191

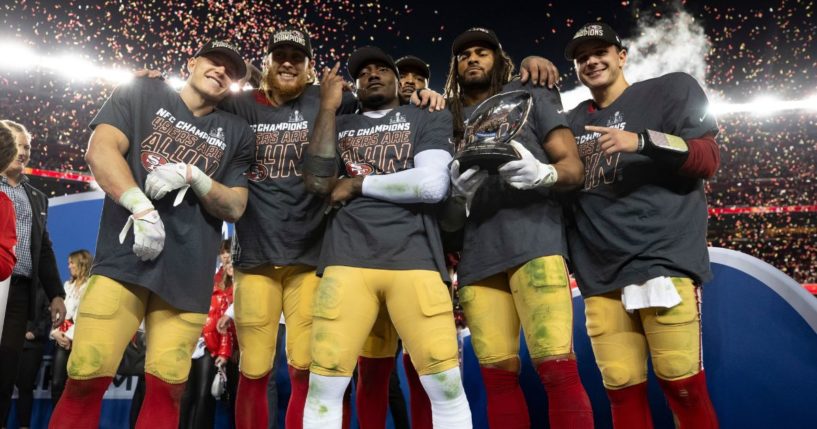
left=179, top=241, right=237, bottom=429
left=49, top=250, right=92, bottom=407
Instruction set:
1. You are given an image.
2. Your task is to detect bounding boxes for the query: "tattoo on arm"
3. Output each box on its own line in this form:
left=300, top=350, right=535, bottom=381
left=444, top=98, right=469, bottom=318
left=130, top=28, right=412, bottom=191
left=304, top=108, right=340, bottom=196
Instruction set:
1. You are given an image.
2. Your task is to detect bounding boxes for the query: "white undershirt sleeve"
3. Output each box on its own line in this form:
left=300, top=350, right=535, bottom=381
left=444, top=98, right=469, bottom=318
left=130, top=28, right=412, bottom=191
left=361, top=149, right=452, bottom=204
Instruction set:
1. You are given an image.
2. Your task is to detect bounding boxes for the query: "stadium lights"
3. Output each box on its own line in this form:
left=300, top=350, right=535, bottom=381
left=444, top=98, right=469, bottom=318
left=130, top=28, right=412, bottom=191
left=0, top=41, right=37, bottom=70
left=0, top=39, right=133, bottom=84
left=2, top=39, right=816, bottom=111
left=708, top=95, right=817, bottom=116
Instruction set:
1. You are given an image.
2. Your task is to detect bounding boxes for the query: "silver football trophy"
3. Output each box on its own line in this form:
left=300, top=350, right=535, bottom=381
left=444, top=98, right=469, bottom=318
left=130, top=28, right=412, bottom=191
left=455, top=90, right=533, bottom=173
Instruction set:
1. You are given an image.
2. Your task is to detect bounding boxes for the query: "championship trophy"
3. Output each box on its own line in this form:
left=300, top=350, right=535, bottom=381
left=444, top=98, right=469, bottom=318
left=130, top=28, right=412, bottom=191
left=455, top=90, right=533, bottom=173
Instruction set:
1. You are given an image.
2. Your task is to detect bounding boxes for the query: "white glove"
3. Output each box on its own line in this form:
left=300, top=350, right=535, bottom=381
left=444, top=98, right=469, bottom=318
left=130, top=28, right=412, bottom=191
left=145, top=163, right=213, bottom=206
left=449, top=160, right=488, bottom=217
left=498, top=140, right=558, bottom=190
left=118, top=187, right=166, bottom=261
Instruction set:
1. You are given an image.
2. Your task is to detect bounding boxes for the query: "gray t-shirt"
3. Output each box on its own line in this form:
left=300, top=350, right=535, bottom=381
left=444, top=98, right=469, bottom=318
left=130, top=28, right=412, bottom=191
left=90, top=77, right=254, bottom=312
left=318, top=106, right=453, bottom=281
left=565, top=72, right=719, bottom=296
left=220, top=87, right=357, bottom=269
left=456, top=80, right=570, bottom=286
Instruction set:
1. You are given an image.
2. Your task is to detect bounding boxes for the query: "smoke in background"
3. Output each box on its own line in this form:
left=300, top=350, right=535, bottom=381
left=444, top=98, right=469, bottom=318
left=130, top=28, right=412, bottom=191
left=560, top=9, right=712, bottom=110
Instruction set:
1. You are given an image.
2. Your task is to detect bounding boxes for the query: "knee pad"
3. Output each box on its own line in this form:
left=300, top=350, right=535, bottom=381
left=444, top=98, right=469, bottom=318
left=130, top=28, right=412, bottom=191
left=309, top=282, right=348, bottom=375
left=648, top=284, right=701, bottom=381
left=585, top=298, right=648, bottom=389
left=67, top=342, right=110, bottom=378
left=239, top=346, right=276, bottom=378
left=145, top=311, right=207, bottom=384
left=309, top=326, right=348, bottom=376
left=410, top=326, right=459, bottom=376
left=70, top=277, right=133, bottom=378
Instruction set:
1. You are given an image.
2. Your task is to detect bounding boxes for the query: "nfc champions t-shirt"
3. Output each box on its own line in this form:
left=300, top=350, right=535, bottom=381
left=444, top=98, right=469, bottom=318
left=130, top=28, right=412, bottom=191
left=566, top=72, right=719, bottom=297
left=318, top=106, right=453, bottom=281
left=90, top=77, right=254, bottom=313
left=220, top=86, right=358, bottom=269
left=456, top=80, right=570, bottom=287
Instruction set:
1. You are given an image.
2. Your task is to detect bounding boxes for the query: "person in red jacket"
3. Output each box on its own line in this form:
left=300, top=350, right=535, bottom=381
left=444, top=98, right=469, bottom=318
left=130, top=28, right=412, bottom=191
left=0, top=122, right=17, bottom=281
left=179, top=240, right=238, bottom=429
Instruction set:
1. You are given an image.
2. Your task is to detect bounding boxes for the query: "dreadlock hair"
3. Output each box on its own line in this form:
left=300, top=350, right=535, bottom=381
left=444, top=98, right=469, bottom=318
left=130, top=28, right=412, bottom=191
left=444, top=47, right=515, bottom=145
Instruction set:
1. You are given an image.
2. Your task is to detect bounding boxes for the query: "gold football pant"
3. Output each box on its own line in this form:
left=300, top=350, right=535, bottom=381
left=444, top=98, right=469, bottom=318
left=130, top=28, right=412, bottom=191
left=233, top=264, right=318, bottom=377
left=584, top=277, right=704, bottom=389
left=458, top=255, right=575, bottom=364
left=67, top=275, right=206, bottom=383
left=360, top=306, right=403, bottom=358
left=310, top=266, right=458, bottom=377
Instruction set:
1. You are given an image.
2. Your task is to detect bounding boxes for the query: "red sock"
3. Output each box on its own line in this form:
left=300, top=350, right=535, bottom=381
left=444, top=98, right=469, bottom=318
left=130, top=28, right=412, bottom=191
left=606, top=382, right=653, bottom=429
left=48, top=377, right=112, bottom=429
left=285, top=366, right=309, bottom=429
left=342, top=382, right=352, bottom=429
left=480, top=367, right=530, bottom=429
left=536, top=359, right=594, bottom=428
left=356, top=356, right=394, bottom=429
left=236, top=372, right=270, bottom=429
left=135, top=374, right=187, bottom=429
left=657, top=371, right=718, bottom=429
left=402, top=353, right=432, bottom=429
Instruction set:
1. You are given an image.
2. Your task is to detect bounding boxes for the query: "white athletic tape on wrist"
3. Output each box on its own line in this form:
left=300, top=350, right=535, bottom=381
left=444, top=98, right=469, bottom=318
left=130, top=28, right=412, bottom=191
left=119, top=187, right=154, bottom=214
left=188, top=164, right=213, bottom=196
left=172, top=164, right=213, bottom=206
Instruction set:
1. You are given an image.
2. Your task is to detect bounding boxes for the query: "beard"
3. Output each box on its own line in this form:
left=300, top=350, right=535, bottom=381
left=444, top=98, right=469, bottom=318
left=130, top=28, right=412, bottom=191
left=265, top=69, right=309, bottom=100
left=360, top=92, right=389, bottom=110
left=459, top=72, right=491, bottom=92
left=399, top=87, right=414, bottom=104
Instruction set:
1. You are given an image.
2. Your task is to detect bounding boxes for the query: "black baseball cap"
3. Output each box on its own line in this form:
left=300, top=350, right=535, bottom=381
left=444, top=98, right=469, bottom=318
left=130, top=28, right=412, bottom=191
left=267, top=27, right=313, bottom=58
left=395, top=56, right=430, bottom=79
left=195, top=40, right=247, bottom=79
left=452, top=27, right=502, bottom=55
left=347, top=46, right=399, bottom=80
left=564, top=22, right=624, bottom=60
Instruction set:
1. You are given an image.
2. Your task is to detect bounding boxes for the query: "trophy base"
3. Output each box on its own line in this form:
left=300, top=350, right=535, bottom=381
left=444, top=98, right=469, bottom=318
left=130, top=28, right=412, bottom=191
left=455, top=147, right=520, bottom=174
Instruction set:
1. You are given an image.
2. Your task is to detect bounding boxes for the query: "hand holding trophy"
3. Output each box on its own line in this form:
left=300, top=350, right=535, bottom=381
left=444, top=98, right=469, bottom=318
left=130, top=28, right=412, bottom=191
left=454, top=90, right=533, bottom=174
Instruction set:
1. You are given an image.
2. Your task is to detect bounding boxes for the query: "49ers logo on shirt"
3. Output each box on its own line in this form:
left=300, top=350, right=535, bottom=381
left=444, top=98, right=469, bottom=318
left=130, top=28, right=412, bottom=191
left=345, top=162, right=374, bottom=177
left=141, top=152, right=168, bottom=171
left=248, top=163, right=269, bottom=182
left=138, top=108, right=226, bottom=176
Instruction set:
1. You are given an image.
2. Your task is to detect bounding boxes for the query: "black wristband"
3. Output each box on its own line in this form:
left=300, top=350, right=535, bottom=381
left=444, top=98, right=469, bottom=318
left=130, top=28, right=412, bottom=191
left=639, top=130, right=690, bottom=170
left=303, top=154, right=338, bottom=178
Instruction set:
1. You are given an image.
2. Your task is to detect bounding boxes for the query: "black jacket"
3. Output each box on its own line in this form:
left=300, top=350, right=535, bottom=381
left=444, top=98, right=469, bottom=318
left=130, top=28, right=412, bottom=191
left=22, top=180, right=64, bottom=318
